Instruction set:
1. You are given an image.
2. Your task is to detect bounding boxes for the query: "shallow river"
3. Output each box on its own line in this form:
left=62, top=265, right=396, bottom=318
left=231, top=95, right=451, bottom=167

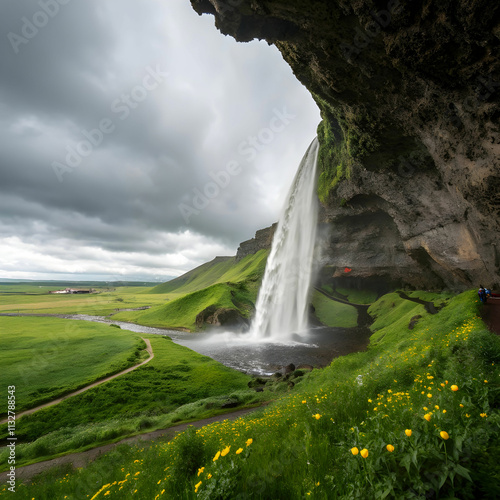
left=1, top=313, right=371, bottom=376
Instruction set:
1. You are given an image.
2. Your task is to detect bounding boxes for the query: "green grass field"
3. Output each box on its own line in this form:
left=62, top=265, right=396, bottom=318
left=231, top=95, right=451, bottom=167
left=0, top=286, right=169, bottom=315
left=7, top=289, right=499, bottom=499
left=0, top=333, right=267, bottom=470
left=0, top=316, right=145, bottom=414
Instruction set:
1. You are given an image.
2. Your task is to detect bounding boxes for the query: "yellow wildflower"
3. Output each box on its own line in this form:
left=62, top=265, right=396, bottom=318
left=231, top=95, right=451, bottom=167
left=386, top=444, right=395, bottom=452
left=195, top=481, right=202, bottom=493
left=360, top=449, right=369, bottom=458
left=236, top=448, right=243, bottom=454
left=197, top=467, right=204, bottom=477
left=451, top=385, right=458, bottom=392
left=313, top=414, right=321, bottom=420
left=424, top=414, right=432, bottom=422
left=351, top=447, right=359, bottom=455
left=221, top=446, right=231, bottom=457
left=246, top=438, right=253, bottom=447
left=440, top=431, right=449, bottom=440
left=405, top=429, right=412, bottom=437
left=213, top=451, right=220, bottom=462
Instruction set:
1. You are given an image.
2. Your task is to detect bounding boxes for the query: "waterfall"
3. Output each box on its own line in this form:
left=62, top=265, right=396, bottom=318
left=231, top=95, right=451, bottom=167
left=249, top=137, right=319, bottom=341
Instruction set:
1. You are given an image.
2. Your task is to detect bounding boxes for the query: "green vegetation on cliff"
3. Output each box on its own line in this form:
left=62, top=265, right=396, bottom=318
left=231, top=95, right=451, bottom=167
left=9, top=290, right=499, bottom=499
left=316, top=113, right=352, bottom=204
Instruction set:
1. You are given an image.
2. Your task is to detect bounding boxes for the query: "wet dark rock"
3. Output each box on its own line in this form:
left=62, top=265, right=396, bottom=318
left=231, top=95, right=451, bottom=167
left=221, top=400, right=239, bottom=409
left=408, top=315, right=422, bottom=330
left=196, top=306, right=247, bottom=328
left=248, top=377, right=268, bottom=388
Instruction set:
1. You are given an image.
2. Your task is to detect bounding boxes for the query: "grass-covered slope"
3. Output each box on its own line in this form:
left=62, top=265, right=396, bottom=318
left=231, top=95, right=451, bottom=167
left=11, top=289, right=499, bottom=499
left=149, top=251, right=268, bottom=295
left=114, top=281, right=257, bottom=330
left=114, top=251, right=269, bottom=330
left=311, top=289, right=358, bottom=328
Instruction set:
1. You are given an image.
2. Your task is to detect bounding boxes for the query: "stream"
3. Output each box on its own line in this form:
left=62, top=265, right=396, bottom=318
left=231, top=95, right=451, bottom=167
left=1, top=313, right=371, bottom=376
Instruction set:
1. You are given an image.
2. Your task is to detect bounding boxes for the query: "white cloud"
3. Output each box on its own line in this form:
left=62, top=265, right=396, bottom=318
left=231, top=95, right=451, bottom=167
left=0, top=0, right=320, bottom=282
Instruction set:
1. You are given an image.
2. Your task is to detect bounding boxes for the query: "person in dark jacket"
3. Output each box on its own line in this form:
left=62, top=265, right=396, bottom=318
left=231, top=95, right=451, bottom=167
left=478, top=285, right=487, bottom=304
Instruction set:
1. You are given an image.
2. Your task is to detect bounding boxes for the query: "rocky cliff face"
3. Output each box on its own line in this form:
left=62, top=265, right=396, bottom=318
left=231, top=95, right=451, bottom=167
left=236, top=223, right=276, bottom=260
left=190, top=0, right=500, bottom=290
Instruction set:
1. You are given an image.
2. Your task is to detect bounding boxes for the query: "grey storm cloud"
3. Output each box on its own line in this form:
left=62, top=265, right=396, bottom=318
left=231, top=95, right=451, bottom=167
left=0, top=0, right=320, bottom=281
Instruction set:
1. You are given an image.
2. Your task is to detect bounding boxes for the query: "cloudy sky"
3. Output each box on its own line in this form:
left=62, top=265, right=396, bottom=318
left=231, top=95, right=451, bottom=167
left=0, top=0, right=320, bottom=282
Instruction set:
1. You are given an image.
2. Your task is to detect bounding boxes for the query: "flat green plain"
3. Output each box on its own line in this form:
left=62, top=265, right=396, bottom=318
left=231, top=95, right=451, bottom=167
left=0, top=316, right=144, bottom=414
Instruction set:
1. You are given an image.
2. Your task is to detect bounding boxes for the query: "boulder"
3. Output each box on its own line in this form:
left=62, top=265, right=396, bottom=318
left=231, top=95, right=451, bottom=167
left=196, top=306, right=247, bottom=328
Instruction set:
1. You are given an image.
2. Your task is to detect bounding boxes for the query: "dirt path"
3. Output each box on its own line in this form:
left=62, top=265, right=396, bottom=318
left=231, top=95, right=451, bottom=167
left=313, top=287, right=372, bottom=327
left=481, top=297, right=500, bottom=335
left=396, top=291, right=438, bottom=314
left=0, top=406, right=265, bottom=484
left=0, top=338, right=154, bottom=426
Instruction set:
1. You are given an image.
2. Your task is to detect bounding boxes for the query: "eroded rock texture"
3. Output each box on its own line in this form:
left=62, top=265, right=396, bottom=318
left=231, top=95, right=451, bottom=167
left=236, top=223, right=276, bottom=260
left=190, top=0, right=500, bottom=289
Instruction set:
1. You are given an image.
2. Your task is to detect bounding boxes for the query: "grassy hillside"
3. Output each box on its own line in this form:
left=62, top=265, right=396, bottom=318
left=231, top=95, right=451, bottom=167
left=113, top=251, right=269, bottom=330
left=0, top=316, right=144, bottom=414
left=311, top=290, right=358, bottom=327
left=114, top=282, right=257, bottom=330
left=0, top=335, right=264, bottom=470
left=149, top=251, right=268, bottom=295
left=114, top=282, right=258, bottom=330
left=11, top=289, right=499, bottom=499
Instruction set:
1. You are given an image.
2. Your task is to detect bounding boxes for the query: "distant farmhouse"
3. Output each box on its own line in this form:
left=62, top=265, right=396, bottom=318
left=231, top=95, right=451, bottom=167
left=49, top=288, right=94, bottom=294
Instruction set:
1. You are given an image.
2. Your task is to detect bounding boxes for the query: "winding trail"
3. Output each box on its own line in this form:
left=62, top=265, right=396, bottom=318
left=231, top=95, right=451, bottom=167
left=313, top=287, right=372, bottom=327
left=0, top=406, right=265, bottom=484
left=396, top=291, right=438, bottom=314
left=0, top=338, right=154, bottom=426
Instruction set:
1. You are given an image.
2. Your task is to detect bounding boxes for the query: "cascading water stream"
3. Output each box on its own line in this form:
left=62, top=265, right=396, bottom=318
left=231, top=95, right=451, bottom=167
left=249, top=137, right=319, bottom=341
